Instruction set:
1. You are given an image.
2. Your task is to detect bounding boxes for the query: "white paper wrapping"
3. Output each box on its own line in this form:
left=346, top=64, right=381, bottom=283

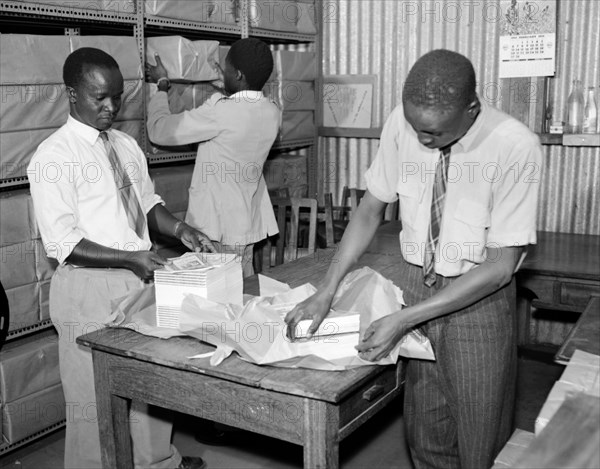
left=146, top=37, right=220, bottom=82
left=144, top=0, right=239, bottom=24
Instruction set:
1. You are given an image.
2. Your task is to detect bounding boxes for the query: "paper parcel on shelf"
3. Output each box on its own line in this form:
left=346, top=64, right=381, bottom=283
left=179, top=266, right=434, bottom=370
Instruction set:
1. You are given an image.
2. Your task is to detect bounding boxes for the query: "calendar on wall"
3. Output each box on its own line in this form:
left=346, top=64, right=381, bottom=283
left=499, top=0, right=557, bottom=78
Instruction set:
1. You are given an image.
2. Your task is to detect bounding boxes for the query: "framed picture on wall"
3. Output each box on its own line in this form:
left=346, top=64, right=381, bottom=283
left=322, top=75, right=377, bottom=129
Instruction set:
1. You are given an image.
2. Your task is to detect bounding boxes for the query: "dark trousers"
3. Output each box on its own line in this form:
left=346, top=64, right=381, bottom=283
left=397, top=258, right=517, bottom=469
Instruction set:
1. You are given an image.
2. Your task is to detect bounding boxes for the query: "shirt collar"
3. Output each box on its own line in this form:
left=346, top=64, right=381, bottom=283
left=227, top=90, right=265, bottom=101
left=66, top=115, right=109, bottom=146
left=453, top=97, right=487, bottom=153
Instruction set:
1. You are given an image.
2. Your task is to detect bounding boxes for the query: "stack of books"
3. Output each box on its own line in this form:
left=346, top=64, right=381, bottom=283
left=154, top=252, right=243, bottom=328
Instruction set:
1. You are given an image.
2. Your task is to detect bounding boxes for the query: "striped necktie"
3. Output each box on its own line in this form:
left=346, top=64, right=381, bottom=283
left=99, top=131, right=146, bottom=238
left=423, top=147, right=451, bottom=287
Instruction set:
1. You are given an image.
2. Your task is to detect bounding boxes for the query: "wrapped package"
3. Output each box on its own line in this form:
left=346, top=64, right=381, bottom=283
left=0, top=190, right=36, bottom=248
left=39, top=280, right=51, bottom=321
left=144, top=0, right=239, bottom=24
left=263, top=80, right=315, bottom=111
left=270, top=50, right=317, bottom=82
left=146, top=37, right=220, bottom=82
left=535, top=350, right=600, bottom=434
left=0, top=35, right=70, bottom=84
left=6, top=283, right=40, bottom=332
left=150, top=164, right=194, bottom=214
left=248, top=0, right=316, bottom=34
left=34, top=240, right=58, bottom=283
left=2, top=383, right=65, bottom=444
left=13, top=1, right=135, bottom=13
left=0, top=241, right=37, bottom=290
left=0, top=335, right=60, bottom=403
left=69, top=35, right=142, bottom=80
left=279, top=110, right=315, bottom=141
left=492, top=429, right=535, bottom=469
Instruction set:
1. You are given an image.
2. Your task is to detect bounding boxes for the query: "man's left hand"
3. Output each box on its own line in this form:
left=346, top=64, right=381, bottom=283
left=355, top=312, right=413, bottom=362
left=177, top=223, right=216, bottom=253
left=145, top=53, right=169, bottom=84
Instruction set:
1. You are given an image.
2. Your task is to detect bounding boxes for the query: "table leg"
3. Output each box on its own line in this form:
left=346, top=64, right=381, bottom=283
left=303, top=399, right=339, bottom=469
left=92, top=351, right=133, bottom=469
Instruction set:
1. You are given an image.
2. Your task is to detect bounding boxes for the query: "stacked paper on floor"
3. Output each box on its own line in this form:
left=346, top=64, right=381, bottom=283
left=154, top=252, right=243, bottom=328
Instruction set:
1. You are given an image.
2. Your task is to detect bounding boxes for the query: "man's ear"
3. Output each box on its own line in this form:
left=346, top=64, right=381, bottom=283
left=466, top=97, right=481, bottom=118
left=67, top=86, right=77, bottom=103
left=235, top=69, right=244, bottom=82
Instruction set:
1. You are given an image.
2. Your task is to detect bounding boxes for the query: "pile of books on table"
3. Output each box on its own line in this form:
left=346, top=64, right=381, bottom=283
left=154, top=252, right=243, bottom=328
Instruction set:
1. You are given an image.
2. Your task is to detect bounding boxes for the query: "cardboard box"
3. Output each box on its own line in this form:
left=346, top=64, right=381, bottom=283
left=2, top=383, right=65, bottom=444
left=0, top=336, right=60, bottom=402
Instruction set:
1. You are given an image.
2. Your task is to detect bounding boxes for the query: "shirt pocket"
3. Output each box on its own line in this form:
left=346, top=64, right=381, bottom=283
left=397, top=181, right=425, bottom=228
left=453, top=198, right=491, bottom=261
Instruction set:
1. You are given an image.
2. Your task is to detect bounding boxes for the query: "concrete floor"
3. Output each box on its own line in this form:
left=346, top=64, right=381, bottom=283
left=0, top=354, right=564, bottom=469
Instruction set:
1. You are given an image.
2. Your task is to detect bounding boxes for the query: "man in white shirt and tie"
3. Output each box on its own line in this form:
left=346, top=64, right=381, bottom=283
left=28, top=47, right=212, bottom=469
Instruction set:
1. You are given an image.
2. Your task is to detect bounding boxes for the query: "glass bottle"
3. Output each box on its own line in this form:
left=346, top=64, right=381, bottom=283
left=582, top=87, right=598, bottom=134
left=566, top=79, right=584, bottom=133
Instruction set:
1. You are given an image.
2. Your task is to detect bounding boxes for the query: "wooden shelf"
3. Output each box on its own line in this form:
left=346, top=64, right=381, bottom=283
left=319, top=126, right=382, bottom=139
left=538, top=133, right=600, bottom=146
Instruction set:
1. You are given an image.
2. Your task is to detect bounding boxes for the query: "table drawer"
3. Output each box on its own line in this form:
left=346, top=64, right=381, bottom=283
left=519, top=276, right=556, bottom=304
left=560, top=281, right=600, bottom=307
left=339, top=366, right=400, bottom=428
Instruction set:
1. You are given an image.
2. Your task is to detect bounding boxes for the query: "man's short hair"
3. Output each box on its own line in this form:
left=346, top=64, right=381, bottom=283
left=402, top=49, right=476, bottom=111
left=63, top=47, right=120, bottom=89
left=227, top=38, right=273, bottom=91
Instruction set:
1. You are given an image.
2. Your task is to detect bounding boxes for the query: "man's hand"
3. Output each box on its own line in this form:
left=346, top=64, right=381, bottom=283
left=125, top=251, right=169, bottom=281
left=284, top=291, right=334, bottom=341
left=145, top=53, right=169, bottom=84
left=355, top=311, right=413, bottom=362
left=177, top=223, right=217, bottom=253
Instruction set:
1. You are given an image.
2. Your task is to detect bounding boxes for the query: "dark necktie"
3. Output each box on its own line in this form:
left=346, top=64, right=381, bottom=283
left=423, top=147, right=451, bottom=287
left=99, top=131, right=146, bottom=238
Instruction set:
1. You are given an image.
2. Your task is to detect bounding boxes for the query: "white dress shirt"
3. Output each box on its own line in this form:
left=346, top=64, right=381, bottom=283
left=147, top=89, right=281, bottom=245
left=28, top=116, right=163, bottom=264
left=365, top=100, right=542, bottom=277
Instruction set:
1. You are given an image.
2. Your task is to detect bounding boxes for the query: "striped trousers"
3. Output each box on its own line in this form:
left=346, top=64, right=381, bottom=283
left=397, top=258, right=517, bottom=469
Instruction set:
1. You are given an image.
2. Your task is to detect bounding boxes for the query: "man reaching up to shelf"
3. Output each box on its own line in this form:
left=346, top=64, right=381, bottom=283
left=28, top=47, right=213, bottom=469
left=145, top=37, right=281, bottom=278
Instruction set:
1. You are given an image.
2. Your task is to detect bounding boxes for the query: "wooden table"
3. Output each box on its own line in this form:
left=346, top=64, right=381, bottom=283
left=554, top=295, right=600, bottom=364
left=77, top=250, right=407, bottom=469
left=517, top=231, right=600, bottom=346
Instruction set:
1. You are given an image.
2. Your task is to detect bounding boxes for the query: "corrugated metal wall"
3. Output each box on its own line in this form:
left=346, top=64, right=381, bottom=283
left=320, top=0, right=600, bottom=236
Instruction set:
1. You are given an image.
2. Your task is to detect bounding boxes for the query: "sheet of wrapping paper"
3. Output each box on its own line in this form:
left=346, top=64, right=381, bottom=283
left=146, top=37, right=220, bottom=82
left=106, top=267, right=434, bottom=370
left=179, top=266, right=434, bottom=370
left=535, top=350, right=600, bottom=434
left=144, top=0, right=238, bottom=24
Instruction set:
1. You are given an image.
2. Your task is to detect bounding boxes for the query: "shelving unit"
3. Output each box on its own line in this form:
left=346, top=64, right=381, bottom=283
left=0, top=0, right=319, bottom=455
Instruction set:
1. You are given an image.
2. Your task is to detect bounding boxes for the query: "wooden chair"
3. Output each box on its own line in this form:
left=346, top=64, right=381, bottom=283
left=349, top=188, right=366, bottom=215
left=317, top=193, right=335, bottom=247
left=270, top=197, right=318, bottom=265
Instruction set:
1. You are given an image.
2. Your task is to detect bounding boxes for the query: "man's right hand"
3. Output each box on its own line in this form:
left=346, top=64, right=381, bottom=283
left=125, top=251, right=169, bottom=281
left=284, top=290, right=334, bottom=341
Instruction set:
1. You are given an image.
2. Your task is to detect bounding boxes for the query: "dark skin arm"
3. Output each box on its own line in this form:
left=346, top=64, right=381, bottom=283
left=66, top=204, right=215, bottom=281
left=285, top=190, right=524, bottom=362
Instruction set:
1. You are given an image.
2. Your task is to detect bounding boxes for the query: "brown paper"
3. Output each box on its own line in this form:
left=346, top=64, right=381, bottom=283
left=263, top=80, right=315, bottom=111
left=70, top=36, right=142, bottom=80
left=279, top=111, right=315, bottom=141
left=39, top=280, right=51, bottom=322
left=6, top=283, right=40, bottom=332
left=0, top=241, right=37, bottom=289
left=270, top=50, right=317, bottom=82
left=0, top=127, right=60, bottom=180
left=144, top=0, right=238, bottom=24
